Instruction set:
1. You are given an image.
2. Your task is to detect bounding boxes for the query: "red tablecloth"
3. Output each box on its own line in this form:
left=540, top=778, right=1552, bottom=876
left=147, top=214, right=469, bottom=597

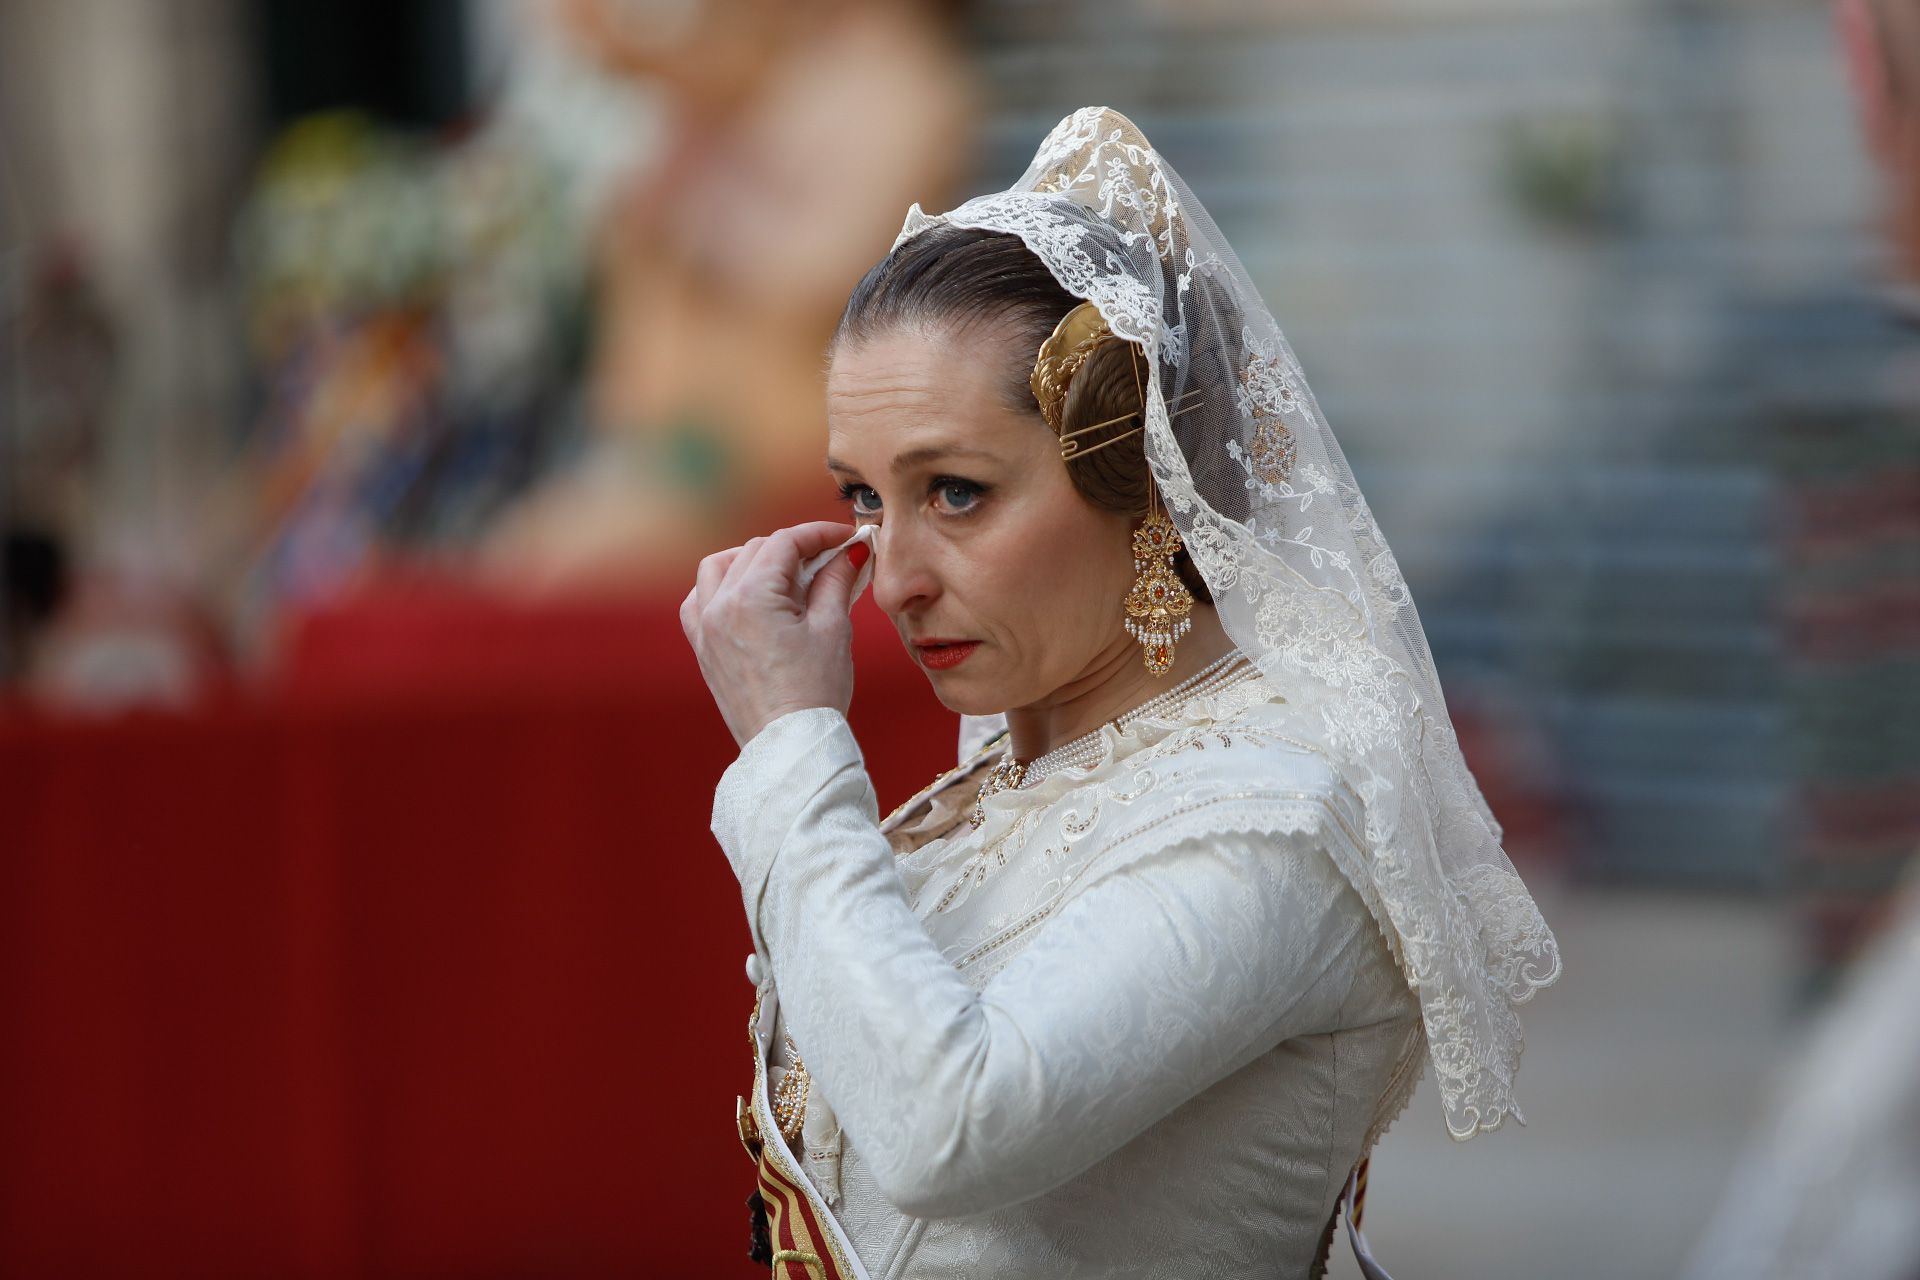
left=0, top=586, right=954, bottom=1277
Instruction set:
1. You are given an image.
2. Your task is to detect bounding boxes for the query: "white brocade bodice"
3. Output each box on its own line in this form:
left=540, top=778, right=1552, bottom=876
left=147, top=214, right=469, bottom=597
left=713, top=670, right=1426, bottom=1280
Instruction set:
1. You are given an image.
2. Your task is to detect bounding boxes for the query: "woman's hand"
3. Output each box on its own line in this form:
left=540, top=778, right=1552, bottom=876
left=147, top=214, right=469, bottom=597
left=681, top=520, right=872, bottom=748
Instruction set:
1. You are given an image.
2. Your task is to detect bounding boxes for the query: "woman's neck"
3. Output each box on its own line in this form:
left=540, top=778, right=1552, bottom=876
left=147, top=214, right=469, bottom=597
left=1002, top=607, right=1237, bottom=764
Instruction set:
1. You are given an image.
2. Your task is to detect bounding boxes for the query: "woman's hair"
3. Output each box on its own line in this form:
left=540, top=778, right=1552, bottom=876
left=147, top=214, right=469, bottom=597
left=831, top=224, right=1213, bottom=603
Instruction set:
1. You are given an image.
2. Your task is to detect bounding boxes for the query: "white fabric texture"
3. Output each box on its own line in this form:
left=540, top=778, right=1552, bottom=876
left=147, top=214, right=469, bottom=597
left=714, top=671, right=1426, bottom=1278
left=893, top=106, right=1561, bottom=1139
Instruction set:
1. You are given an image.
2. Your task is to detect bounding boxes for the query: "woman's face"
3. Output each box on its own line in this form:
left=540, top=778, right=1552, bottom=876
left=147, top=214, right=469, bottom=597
left=825, top=323, right=1139, bottom=715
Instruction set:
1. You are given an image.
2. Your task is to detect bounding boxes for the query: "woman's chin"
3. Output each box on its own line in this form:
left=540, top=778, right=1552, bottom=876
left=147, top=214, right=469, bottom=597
left=923, top=673, right=1004, bottom=718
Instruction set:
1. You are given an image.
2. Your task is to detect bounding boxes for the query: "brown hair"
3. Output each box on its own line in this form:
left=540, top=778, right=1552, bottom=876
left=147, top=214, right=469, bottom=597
left=831, top=224, right=1213, bottom=603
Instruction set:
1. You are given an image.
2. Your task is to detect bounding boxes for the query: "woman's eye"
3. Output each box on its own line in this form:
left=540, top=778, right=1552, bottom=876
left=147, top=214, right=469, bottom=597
left=837, top=483, right=881, bottom=516
left=934, top=479, right=982, bottom=513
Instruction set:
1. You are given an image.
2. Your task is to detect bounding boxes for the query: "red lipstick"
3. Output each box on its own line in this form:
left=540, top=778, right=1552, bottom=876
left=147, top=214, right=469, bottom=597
left=914, top=640, right=979, bottom=670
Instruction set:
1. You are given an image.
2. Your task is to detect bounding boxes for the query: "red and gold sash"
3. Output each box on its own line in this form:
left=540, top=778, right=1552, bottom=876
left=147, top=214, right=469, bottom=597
left=748, top=1139, right=846, bottom=1279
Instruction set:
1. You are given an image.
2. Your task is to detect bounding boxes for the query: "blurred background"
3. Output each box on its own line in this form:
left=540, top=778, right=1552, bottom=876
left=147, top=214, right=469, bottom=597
left=2, top=0, right=1916, bottom=1276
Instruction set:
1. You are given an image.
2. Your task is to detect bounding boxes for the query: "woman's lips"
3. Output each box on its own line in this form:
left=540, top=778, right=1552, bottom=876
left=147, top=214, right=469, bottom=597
left=915, top=641, right=979, bottom=670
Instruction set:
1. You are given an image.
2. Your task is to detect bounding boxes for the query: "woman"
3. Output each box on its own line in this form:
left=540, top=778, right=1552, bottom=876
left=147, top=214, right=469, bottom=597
left=682, top=107, right=1561, bottom=1279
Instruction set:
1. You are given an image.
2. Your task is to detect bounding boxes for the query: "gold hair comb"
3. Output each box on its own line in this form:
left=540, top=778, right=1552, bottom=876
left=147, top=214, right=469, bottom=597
left=1032, top=301, right=1202, bottom=461
left=1031, top=301, right=1109, bottom=434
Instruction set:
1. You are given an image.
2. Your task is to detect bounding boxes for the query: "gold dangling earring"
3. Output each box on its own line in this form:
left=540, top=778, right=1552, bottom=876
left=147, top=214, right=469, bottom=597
left=1123, top=478, right=1194, bottom=678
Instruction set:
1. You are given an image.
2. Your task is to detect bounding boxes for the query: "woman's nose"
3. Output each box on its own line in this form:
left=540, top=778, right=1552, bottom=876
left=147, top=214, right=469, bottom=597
left=869, top=522, right=937, bottom=616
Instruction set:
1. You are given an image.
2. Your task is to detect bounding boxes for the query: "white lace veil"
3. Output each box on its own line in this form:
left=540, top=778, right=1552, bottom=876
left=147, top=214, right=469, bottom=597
left=897, top=106, right=1561, bottom=1140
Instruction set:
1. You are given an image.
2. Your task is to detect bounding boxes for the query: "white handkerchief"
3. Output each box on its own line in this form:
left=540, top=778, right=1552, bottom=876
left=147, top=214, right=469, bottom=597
left=796, top=523, right=876, bottom=607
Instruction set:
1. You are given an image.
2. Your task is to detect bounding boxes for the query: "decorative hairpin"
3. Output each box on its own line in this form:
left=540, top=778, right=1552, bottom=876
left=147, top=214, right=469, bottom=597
left=1058, top=389, right=1203, bottom=461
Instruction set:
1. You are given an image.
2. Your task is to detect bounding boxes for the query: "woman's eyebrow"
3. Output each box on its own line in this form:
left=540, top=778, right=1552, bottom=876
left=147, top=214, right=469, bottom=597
left=825, top=444, right=998, bottom=476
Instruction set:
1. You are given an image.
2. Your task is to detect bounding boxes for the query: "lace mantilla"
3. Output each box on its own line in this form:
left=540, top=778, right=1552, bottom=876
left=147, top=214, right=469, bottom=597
left=898, top=107, right=1561, bottom=1140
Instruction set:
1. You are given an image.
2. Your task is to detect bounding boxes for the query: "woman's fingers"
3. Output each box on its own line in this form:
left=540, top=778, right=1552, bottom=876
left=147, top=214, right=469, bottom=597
left=693, top=545, right=742, bottom=610
left=693, top=522, right=856, bottom=618
left=753, top=521, right=860, bottom=593
left=781, top=521, right=860, bottom=562
left=754, top=528, right=806, bottom=589
left=805, top=537, right=867, bottom=619
left=728, top=536, right=772, bottom=595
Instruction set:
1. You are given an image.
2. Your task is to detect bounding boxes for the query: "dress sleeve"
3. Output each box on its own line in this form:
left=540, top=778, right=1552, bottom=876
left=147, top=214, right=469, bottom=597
left=712, top=706, right=1377, bottom=1220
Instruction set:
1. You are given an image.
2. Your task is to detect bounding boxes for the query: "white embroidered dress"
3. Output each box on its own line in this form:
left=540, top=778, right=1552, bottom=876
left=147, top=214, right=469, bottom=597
left=712, top=660, right=1425, bottom=1279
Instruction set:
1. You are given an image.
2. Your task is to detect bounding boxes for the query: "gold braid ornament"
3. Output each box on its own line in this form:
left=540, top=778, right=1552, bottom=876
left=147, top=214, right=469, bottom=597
left=770, top=1034, right=811, bottom=1142
left=1032, top=301, right=1196, bottom=677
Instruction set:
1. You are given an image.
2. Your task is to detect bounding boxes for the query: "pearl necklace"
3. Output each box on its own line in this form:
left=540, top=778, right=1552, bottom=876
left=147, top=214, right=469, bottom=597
left=970, top=650, right=1258, bottom=830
